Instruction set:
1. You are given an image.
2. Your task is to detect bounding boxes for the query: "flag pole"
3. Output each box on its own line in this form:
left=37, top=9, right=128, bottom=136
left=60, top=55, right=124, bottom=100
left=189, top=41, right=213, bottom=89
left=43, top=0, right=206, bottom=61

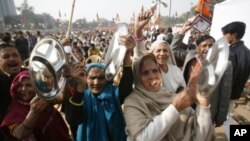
left=66, top=0, right=76, bottom=39
left=158, top=0, right=161, bottom=25
left=169, top=0, right=172, bottom=26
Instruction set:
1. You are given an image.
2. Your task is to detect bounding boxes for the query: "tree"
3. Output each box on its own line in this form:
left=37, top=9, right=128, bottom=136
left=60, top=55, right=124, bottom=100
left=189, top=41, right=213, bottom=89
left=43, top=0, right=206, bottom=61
left=16, top=0, right=35, bottom=29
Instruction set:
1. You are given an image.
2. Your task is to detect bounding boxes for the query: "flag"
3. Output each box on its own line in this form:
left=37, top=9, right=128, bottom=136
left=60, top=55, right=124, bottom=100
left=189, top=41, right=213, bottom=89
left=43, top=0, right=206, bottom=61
left=159, top=0, right=168, bottom=8
left=195, top=0, right=211, bottom=17
left=131, top=12, right=135, bottom=22
left=115, top=13, right=120, bottom=21
left=59, top=10, right=61, bottom=18
left=96, top=13, right=100, bottom=22
left=141, top=5, right=144, bottom=12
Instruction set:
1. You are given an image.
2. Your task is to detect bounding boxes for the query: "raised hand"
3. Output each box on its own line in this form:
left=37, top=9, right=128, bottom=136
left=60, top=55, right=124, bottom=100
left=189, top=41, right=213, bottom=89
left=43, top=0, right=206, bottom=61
left=30, top=96, right=50, bottom=114
left=172, top=90, right=196, bottom=112
left=68, top=63, right=87, bottom=92
left=118, top=35, right=135, bottom=65
left=179, top=20, right=193, bottom=34
left=118, top=35, right=136, bottom=52
left=187, top=65, right=210, bottom=107
left=134, top=10, right=153, bottom=39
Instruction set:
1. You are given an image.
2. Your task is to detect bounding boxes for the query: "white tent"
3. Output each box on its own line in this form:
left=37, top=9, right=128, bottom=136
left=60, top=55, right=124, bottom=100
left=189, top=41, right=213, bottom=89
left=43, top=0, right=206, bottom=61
left=210, top=0, right=250, bottom=49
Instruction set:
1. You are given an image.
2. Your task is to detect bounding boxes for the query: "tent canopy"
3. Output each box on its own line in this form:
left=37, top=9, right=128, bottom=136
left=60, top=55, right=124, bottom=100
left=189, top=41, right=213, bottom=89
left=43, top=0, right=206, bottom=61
left=210, top=0, right=250, bottom=49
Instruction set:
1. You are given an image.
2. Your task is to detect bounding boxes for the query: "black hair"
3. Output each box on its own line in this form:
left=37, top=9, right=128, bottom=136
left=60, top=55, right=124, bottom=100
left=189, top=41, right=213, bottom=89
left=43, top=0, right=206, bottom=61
left=18, top=31, right=23, bottom=34
left=37, top=30, right=41, bottom=35
left=0, top=43, right=15, bottom=51
left=221, top=21, right=246, bottom=40
left=166, top=27, right=172, bottom=33
left=2, top=32, right=11, bottom=43
left=196, top=35, right=215, bottom=46
left=90, top=43, right=95, bottom=48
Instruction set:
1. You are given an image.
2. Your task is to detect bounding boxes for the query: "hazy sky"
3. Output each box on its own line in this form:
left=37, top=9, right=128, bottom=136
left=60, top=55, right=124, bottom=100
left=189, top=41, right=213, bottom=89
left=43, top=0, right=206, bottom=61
left=14, top=0, right=197, bottom=23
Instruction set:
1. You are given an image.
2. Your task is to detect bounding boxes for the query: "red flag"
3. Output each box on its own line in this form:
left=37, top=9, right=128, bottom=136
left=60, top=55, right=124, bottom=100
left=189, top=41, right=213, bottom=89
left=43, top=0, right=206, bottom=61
left=195, top=0, right=211, bottom=17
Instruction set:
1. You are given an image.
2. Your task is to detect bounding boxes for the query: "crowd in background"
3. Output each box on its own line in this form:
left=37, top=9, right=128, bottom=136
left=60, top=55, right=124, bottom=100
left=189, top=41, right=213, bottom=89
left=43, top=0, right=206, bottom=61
left=0, top=9, right=250, bottom=141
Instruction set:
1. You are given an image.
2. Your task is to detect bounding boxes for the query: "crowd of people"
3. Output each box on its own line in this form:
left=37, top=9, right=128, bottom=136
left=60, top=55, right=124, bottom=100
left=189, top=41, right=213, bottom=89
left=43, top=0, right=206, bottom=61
left=0, top=9, right=250, bottom=141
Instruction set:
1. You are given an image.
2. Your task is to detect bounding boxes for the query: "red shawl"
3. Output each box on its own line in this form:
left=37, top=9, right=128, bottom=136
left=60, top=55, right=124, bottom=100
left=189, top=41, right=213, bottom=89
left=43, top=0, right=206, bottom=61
left=1, top=70, right=70, bottom=141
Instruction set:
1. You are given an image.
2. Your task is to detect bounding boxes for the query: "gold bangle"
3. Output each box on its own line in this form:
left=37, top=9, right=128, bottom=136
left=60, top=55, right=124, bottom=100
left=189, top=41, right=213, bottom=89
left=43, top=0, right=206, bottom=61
left=123, top=65, right=132, bottom=67
left=22, top=123, right=33, bottom=130
left=9, top=123, right=19, bottom=137
left=69, top=97, right=83, bottom=106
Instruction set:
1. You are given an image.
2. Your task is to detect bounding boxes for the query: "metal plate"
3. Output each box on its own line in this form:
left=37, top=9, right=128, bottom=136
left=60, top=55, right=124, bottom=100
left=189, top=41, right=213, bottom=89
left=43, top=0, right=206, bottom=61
left=198, top=37, right=229, bottom=97
left=104, top=24, right=128, bottom=81
left=29, top=37, right=67, bottom=100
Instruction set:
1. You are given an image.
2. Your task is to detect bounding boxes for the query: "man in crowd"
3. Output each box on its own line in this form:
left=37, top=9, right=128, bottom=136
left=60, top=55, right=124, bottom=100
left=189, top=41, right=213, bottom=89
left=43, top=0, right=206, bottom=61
left=0, top=43, right=23, bottom=140
left=14, top=31, right=29, bottom=61
left=222, top=21, right=250, bottom=140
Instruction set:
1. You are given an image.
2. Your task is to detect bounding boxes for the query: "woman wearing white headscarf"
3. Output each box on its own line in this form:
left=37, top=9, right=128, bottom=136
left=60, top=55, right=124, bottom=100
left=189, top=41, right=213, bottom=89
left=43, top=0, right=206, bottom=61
left=133, top=10, right=186, bottom=93
left=124, top=54, right=214, bottom=141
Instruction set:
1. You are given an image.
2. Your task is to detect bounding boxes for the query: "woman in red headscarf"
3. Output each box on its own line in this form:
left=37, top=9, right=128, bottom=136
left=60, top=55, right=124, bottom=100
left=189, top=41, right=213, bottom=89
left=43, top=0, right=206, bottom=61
left=0, top=70, right=71, bottom=141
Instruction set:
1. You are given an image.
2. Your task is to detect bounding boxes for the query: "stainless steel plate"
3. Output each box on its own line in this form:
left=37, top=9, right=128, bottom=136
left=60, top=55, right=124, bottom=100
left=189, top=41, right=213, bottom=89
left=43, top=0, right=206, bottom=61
left=29, top=37, right=67, bottom=100
left=104, top=24, right=128, bottom=81
left=198, top=37, right=229, bottom=97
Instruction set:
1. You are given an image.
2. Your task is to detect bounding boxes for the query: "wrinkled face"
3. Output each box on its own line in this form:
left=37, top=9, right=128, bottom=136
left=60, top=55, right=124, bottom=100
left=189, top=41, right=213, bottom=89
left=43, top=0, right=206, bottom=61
left=152, top=43, right=169, bottom=66
left=87, top=67, right=107, bottom=95
left=223, top=33, right=236, bottom=44
left=196, top=39, right=214, bottom=60
left=140, top=58, right=162, bottom=92
left=16, top=78, right=35, bottom=102
left=0, top=47, right=22, bottom=75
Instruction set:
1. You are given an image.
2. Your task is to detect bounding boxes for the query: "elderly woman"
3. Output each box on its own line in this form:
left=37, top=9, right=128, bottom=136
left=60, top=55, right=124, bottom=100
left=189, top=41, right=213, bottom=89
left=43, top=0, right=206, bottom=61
left=67, top=35, right=135, bottom=141
left=124, top=54, right=214, bottom=141
left=133, top=10, right=186, bottom=93
left=0, top=70, right=70, bottom=141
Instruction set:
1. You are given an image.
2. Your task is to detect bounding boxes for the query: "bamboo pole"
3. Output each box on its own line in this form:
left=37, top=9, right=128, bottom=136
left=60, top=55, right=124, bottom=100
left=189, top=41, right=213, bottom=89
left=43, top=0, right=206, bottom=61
left=66, top=0, right=76, bottom=39
left=169, top=0, right=171, bottom=25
